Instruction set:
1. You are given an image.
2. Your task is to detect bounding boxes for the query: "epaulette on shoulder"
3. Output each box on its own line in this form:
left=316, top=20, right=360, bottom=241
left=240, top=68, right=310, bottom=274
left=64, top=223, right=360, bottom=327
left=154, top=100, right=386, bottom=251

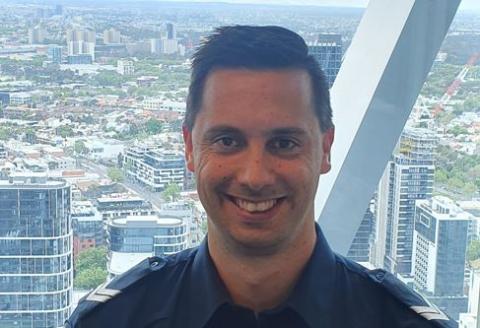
left=367, top=269, right=457, bottom=328
left=66, top=256, right=167, bottom=327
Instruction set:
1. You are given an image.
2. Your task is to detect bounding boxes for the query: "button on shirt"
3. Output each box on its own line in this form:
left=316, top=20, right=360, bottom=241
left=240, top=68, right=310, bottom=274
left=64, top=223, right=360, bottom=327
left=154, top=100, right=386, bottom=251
left=67, top=224, right=456, bottom=328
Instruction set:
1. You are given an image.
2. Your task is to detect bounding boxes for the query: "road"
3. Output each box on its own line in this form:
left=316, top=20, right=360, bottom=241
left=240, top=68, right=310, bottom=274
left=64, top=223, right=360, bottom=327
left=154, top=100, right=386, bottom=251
left=79, top=159, right=164, bottom=209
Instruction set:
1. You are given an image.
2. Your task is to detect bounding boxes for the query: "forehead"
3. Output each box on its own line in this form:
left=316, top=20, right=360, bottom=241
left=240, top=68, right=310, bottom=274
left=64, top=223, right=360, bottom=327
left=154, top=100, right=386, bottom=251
left=197, top=68, right=317, bottom=131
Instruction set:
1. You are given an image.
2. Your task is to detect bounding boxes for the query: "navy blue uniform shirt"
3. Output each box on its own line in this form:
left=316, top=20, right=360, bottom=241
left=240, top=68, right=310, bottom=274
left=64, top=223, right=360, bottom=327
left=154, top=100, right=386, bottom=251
left=66, top=224, right=457, bottom=327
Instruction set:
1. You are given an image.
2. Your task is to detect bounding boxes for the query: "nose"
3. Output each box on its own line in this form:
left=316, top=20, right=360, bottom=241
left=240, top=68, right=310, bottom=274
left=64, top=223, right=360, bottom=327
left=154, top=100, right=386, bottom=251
left=236, top=143, right=275, bottom=192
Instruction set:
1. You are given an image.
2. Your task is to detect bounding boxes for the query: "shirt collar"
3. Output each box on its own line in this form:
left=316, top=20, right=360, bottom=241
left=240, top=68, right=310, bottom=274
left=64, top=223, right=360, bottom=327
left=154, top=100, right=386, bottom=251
left=187, top=222, right=337, bottom=328
left=286, top=223, right=338, bottom=327
left=187, top=238, right=230, bottom=328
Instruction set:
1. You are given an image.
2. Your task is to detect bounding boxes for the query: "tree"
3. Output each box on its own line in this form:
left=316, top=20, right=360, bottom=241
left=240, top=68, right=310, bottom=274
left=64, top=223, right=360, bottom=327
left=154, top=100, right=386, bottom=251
left=447, top=125, right=468, bottom=137
left=74, top=247, right=108, bottom=289
left=162, top=183, right=181, bottom=202
left=107, top=167, right=124, bottom=183
left=145, top=118, right=163, bottom=135
left=56, top=125, right=74, bottom=138
left=434, top=169, right=448, bottom=184
left=74, top=140, right=88, bottom=155
left=75, top=267, right=108, bottom=290
left=467, top=240, right=480, bottom=262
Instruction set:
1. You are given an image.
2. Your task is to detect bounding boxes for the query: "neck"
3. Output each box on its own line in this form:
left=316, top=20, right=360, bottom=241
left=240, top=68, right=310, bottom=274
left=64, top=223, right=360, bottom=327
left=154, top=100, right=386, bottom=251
left=208, top=222, right=316, bottom=312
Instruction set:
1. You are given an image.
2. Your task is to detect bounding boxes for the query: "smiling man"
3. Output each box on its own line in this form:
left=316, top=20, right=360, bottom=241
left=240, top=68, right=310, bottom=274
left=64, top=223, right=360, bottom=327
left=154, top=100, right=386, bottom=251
left=67, top=26, right=456, bottom=328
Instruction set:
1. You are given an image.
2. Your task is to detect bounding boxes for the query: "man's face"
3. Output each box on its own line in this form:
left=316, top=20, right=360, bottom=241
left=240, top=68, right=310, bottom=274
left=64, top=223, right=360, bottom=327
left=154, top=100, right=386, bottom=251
left=183, top=69, right=334, bottom=254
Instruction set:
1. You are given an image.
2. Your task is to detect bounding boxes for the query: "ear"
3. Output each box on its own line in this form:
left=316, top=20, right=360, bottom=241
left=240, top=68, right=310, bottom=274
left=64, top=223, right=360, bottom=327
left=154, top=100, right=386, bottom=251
left=320, top=127, right=334, bottom=174
left=182, top=125, right=195, bottom=172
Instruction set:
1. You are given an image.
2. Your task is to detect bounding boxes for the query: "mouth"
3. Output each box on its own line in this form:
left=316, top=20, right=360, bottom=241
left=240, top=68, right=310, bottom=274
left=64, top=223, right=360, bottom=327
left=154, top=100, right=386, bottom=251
left=226, top=195, right=285, bottom=214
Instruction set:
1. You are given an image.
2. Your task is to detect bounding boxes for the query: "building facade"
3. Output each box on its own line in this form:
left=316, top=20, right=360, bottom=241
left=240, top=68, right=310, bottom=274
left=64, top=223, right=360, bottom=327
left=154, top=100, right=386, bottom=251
left=107, top=215, right=188, bottom=277
left=28, top=27, right=45, bottom=44
left=95, top=194, right=156, bottom=221
left=347, top=200, right=376, bottom=263
left=0, top=143, right=7, bottom=160
left=124, top=146, right=185, bottom=192
left=103, top=28, right=121, bottom=44
left=47, top=45, right=62, bottom=64
left=379, top=127, right=436, bottom=276
left=459, top=263, right=480, bottom=328
left=117, top=59, right=134, bottom=76
left=308, top=34, right=343, bottom=87
left=412, top=196, right=470, bottom=319
left=0, top=174, right=73, bottom=328
left=71, top=200, right=104, bottom=260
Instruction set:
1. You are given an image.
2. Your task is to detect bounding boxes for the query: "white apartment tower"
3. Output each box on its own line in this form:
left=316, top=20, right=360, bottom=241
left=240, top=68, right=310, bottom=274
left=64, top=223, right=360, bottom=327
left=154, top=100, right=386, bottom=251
left=375, top=127, right=436, bottom=275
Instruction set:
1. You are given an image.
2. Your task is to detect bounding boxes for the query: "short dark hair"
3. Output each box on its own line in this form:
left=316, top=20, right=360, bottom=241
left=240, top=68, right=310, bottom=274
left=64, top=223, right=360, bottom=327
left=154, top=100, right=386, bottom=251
left=184, top=25, right=333, bottom=132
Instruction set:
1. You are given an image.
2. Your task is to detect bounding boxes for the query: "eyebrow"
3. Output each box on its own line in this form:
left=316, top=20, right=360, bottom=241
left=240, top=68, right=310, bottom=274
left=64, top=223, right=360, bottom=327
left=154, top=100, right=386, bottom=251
left=203, top=126, right=242, bottom=141
left=203, top=125, right=308, bottom=140
left=269, top=127, right=307, bottom=137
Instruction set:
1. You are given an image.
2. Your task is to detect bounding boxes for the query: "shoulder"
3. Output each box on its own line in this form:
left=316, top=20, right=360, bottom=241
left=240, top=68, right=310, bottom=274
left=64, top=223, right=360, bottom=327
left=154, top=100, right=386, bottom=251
left=65, top=247, right=198, bottom=328
left=333, top=254, right=457, bottom=328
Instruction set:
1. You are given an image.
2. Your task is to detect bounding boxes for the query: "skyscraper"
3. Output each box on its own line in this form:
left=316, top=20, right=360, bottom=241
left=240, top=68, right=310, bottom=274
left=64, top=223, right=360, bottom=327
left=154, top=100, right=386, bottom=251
left=166, top=23, right=176, bottom=40
left=0, top=173, right=73, bottom=328
left=28, top=27, right=45, bottom=44
left=66, top=29, right=96, bottom=61
left=54, top=4, right=63, bottom=16
left=308, top=34, right=343, bottom=87
left=378, top=127, right=436, bottom=276
left=412, top=196, right=470, bottom=319
left=347, top=199, right=376, bottom=263
left=103, top=28, right=121, bottom=44
left=459, top=262, right=480, bottom=328
left=48, top=45, right=63, bottom=64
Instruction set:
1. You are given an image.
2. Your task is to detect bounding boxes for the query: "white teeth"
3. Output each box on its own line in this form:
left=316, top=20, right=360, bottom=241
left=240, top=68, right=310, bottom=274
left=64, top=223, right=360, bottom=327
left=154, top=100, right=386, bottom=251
left=234, top=198, right=278, bottom=213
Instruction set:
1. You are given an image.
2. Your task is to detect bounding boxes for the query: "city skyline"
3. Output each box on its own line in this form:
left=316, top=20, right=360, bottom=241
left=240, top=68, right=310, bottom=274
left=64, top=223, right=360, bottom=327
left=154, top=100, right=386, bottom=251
left=115, top=0, right=480, bottom=11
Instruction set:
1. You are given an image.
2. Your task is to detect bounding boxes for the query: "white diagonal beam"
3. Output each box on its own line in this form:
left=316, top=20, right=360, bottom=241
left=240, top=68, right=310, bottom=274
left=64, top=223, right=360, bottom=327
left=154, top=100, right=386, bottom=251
left=316, top=0, right=461, bottom=255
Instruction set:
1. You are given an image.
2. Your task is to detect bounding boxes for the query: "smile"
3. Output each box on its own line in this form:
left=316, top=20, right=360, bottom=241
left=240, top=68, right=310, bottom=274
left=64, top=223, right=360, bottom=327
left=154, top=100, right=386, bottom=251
left=228, top=196, right=284, bottom=213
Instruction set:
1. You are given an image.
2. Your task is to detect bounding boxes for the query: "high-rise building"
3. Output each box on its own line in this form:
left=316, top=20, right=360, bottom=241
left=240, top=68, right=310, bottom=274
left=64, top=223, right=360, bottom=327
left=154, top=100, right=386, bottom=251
left=459, top=262, right=480, bottom=328
left=162, top=39, right=178, bottom=55
left=54, top=4, right=63, bottom=16
left=378, top=127, right=436, bottom=276
left=107, top=215, right=188, bottom=278
left=166, top=23, right=176, bottom=40
left=150, top=38, right=162, bottom=54
left=66, top=29, right=96, bottom=61
left=48, top=45, right=63, bottom=64
left=28, top=27, right=45, bottom=44
left=103, top=28, right=121, bottom=44
left=0, top=173, right=73, bottom=328
left=412, top=196, right=470, bottom=319
left=347, top=200, right=376, bottom=263
left=308, top=34, right=343, bottom=87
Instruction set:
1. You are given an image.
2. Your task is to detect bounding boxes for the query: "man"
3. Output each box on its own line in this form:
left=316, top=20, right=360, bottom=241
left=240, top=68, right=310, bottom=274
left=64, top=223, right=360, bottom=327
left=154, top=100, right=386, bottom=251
left=67, top=26, right=456, bottom=327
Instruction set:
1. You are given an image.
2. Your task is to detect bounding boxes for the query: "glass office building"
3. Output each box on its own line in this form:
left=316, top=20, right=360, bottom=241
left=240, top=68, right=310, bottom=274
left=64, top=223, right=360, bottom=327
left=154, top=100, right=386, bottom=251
left=0, top=174, right=72, bottom=328
left=308, top=34, right=343, bottom=88
left=412, top=196, right=470, bottom=319
left=107, top=215, right=188, bottom=277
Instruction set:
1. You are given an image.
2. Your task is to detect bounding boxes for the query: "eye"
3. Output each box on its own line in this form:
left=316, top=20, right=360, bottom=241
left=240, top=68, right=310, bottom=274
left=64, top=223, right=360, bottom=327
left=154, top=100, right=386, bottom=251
left=269, top=138, right=299, bottom=152
left=212, top=136, right=242, bottom=152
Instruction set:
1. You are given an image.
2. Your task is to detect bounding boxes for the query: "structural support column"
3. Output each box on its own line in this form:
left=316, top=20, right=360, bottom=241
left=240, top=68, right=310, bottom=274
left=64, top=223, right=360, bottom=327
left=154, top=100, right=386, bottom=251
left=316, top=0, right=461, bottom=255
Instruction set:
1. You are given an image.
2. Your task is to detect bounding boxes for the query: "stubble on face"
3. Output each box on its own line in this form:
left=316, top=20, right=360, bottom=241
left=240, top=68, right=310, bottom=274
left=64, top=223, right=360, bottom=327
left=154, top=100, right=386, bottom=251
left=185, top=68, right=332, bottom=258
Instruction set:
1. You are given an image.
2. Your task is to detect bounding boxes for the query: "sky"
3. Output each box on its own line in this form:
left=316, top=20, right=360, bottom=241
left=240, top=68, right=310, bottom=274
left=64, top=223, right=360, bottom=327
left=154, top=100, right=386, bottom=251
left=157, top=0, right=480, bottom=12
